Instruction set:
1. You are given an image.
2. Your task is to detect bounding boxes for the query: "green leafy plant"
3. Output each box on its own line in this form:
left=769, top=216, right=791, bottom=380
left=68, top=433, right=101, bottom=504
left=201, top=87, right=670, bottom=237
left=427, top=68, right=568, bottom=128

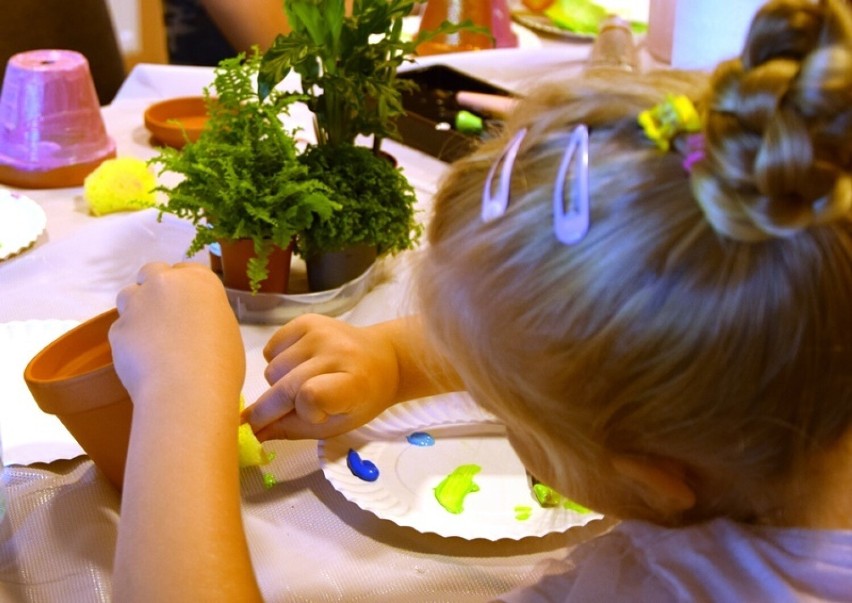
left=256, top=0, right=469, bottom=264
left=297, top=143, right=421, bottom=256
left=259, top=0, right=481, bottom=149
left=151, top=50, right=338, bottom=292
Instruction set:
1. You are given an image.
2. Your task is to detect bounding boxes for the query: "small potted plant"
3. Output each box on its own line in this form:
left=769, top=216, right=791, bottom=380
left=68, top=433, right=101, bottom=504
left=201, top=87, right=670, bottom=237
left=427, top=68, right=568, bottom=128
left=297, top=143, right=421, bottom=290
left=258, top=0, right=471, bottom=289
left=151, top=49, right=337, bottom=293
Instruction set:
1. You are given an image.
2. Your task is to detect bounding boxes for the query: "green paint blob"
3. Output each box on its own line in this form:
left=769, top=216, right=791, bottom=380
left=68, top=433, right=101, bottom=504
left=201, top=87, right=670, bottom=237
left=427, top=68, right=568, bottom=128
left=561, top=498, right=592, bottom=514
left=262, top=473, right=277, bottom=489
left=434, top=464, right=481, bottom=514
left=533, top=482, right=592, bottom=513
left=514, top=505, right=532, bottom=521
left=532, top=483, right=562, bottom=507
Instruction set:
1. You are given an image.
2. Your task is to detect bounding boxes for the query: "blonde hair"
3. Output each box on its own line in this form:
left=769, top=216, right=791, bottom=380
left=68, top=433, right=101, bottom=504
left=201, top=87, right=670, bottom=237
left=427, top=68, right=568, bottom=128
left=416, top=0, right=852, bottom=525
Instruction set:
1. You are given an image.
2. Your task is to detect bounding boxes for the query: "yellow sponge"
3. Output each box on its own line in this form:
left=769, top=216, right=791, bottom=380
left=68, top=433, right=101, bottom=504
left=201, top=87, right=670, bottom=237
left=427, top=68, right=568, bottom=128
left=238, top=395, right=272, bottom=468
left=83, top=157, right=157, bottom=216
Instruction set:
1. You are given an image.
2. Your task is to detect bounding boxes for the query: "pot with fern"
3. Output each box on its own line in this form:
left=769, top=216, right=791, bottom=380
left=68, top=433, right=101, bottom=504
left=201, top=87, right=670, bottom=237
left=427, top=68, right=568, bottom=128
left=151, top=50, right=337, bottom=294
left=258, top=0, right=470, bottom=290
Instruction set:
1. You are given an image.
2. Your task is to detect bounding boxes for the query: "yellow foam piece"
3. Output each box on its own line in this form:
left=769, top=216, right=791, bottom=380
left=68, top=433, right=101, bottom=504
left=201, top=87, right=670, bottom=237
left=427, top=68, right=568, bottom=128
left=83, top=157, right=157, bottom=216
left=238, top=395, right=272, bottom=468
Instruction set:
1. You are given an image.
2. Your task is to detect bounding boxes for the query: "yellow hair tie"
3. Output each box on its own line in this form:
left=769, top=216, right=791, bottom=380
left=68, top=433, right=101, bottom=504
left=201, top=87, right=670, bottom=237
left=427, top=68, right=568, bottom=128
left=638, top=94, right=701, bottom=151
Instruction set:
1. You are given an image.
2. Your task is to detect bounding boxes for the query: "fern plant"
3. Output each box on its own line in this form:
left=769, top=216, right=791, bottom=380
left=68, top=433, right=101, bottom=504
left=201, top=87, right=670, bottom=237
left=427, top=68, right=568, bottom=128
left=151, top=50, right=338, bottom=292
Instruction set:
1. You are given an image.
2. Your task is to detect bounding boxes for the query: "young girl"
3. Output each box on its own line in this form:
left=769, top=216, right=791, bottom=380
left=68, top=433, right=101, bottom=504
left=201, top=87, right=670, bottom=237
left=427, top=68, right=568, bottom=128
left=109, top=0, right=852, bottom=599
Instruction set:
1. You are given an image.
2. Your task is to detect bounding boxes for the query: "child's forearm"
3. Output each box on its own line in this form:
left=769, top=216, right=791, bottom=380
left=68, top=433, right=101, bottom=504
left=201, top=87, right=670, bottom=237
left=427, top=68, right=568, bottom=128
left=369, top=316, right=465, bottom=403
left=112, top=382, right=262, bottom=602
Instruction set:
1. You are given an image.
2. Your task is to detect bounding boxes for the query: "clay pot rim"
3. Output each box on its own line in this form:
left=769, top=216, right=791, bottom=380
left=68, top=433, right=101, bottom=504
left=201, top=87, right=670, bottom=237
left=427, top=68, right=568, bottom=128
left=24, top=308, right=127, bottom=415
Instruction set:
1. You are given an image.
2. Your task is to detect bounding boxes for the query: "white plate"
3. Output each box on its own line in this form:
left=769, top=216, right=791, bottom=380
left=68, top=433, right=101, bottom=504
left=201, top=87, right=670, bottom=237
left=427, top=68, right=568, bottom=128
left=402, top=15, right=543, bottom=50
left=510, top=0, right=648, bottom=41
left=0, top=190, right=47, bottom=260
left=0, top=320, right=85, bottom=465
left=319, top=394, right=603, bottom=540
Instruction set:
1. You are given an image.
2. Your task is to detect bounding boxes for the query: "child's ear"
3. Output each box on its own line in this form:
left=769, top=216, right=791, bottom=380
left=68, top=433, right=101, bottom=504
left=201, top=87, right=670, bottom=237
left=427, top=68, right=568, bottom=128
left=610, top=454, right=697, bottom=515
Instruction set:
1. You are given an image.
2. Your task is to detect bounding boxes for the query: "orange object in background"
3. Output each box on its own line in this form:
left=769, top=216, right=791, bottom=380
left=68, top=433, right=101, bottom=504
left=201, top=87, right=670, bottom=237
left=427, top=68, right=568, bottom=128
left=416, top=0, right=518, bottom=55
left=521, top=0, right=555, bottom=12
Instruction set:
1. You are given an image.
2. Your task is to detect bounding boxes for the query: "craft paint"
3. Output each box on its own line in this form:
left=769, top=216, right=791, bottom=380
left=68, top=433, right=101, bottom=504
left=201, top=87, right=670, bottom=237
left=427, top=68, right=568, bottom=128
left=434, top=464, right=481, bottom=514
left=533, top=482, right=592, bottom=513
left=346, top=448, right=380, bottom=482
left=514, top=505, right=532, bottom=521
left=406, top=431, right=435, bottom=446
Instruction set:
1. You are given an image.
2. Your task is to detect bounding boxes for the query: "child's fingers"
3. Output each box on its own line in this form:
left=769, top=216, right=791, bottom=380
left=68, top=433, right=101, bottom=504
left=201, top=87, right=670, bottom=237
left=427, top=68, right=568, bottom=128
left=115, top=284, right=137, bottom=315
left=244, top=382, right=297, bottom=433
left=252, top=359, right=357, bottom=428
left=252, top=376, right=371, bottom=441
left=253, top=412, right=348, bottom=441
left=263, top=339, right=319, bottom=385
left=134, top=261, right=171, bottom=284
left=291, top=371, right=360, bottom=418
left=263, top=314, right=318, bottom=361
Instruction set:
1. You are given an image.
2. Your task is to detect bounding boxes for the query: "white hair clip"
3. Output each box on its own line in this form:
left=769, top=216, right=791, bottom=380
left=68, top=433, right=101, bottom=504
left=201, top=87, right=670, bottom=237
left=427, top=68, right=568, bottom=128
left=481, top=127, right=528, bottom=222
left=480, top=124, right=590, bottom=245
left=552, top=124, right=590, bottom=245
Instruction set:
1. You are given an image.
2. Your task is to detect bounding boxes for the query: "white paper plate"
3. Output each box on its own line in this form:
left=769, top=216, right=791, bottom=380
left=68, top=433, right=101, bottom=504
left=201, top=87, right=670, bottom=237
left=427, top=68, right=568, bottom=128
left=510, top=0, right=649, bottom=41
left=0, top=320, right=85, bottom=465
left=319, top=394, right=603, bottom=540
left=0, top=190, right=47, bottom=260
left=402, top=15, right=543, bottom=50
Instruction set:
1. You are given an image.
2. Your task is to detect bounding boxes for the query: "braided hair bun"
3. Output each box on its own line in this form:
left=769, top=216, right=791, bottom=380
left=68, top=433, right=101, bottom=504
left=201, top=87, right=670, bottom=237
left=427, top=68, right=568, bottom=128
left=691, top=0, right=852, bottom=241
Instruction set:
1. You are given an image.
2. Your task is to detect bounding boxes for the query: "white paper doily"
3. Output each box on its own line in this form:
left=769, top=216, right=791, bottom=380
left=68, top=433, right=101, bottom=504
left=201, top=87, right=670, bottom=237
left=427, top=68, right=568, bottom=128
left=0, top=190, right=47, bottom=260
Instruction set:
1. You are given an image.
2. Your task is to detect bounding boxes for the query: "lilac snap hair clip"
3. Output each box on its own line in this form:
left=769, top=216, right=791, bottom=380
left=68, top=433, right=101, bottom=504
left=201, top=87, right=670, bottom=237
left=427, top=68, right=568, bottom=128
left=481, top=127, right=528, bottom=222
left=552, top=125, right=590, bottom=245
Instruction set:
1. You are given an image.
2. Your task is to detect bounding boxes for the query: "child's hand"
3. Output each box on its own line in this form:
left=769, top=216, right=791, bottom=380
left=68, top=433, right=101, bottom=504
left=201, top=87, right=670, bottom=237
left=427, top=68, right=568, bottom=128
left=109, top=262, right=245, bottom=406
left=245, top=314, right=401, bottom=441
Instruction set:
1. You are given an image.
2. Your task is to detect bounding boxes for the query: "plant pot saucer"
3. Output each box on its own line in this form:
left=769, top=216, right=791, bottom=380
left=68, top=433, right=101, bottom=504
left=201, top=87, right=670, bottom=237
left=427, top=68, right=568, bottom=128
left=223, top=260, right=383, bottom=324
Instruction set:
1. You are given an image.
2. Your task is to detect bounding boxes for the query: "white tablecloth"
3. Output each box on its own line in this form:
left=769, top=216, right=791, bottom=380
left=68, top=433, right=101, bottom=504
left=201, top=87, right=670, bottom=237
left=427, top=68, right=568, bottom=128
left=0, top=46, right=618, bottom=602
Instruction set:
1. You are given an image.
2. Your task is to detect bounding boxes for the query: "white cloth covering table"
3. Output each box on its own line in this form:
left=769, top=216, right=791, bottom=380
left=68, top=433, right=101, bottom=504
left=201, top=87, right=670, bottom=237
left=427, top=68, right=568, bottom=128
left=0, top=46, right=617, bottom=602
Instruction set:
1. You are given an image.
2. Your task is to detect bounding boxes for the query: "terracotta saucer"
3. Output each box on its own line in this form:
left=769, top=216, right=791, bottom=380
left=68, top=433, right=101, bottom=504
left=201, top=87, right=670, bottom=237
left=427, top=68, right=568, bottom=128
left=144, top=96, right=211, bottom=149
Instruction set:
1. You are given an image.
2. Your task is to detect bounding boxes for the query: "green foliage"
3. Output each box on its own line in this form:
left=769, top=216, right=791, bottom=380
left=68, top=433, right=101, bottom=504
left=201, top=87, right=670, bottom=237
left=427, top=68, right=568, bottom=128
left=297, top=144, right=421, bottom=256
left=151, top=50, right=338, bottom=291
left=259, top=0, right=481, bottom=148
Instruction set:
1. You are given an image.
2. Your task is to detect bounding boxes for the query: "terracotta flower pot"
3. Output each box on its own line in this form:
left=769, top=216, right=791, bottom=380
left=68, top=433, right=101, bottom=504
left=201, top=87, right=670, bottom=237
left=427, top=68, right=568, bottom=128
left=23, top=308, right=130, bottom=491
left=218, top=239, right=294, bottom=293
left=306, top=243, right=377, bottom=292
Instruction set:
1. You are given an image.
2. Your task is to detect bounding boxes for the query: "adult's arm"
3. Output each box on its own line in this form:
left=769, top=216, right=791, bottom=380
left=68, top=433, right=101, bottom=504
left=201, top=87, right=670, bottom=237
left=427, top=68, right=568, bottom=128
left=200, top=0, right=291, bottom=53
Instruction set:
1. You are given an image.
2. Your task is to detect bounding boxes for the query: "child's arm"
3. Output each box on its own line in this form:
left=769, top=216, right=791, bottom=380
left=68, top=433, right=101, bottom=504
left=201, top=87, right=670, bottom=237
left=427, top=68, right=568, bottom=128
left=245, top=313, right=464, bottom=441
left=109, top=262, right=262, bottom=602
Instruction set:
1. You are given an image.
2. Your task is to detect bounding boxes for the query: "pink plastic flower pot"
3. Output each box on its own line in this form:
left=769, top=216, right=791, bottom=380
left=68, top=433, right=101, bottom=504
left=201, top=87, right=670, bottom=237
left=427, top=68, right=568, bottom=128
left=0, top=50, right=116, bottom=188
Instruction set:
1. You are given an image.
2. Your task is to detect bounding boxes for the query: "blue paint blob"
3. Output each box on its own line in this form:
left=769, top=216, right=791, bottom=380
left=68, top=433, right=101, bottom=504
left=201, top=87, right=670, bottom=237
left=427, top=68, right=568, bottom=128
left=346, top=448, right=379, bottom=482
left=406, top=431, right=435, bottom=447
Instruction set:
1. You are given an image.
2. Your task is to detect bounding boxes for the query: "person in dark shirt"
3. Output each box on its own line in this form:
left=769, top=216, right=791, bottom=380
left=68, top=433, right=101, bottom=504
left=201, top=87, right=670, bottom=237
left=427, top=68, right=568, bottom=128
left=163, top=0, right=289, bottom=65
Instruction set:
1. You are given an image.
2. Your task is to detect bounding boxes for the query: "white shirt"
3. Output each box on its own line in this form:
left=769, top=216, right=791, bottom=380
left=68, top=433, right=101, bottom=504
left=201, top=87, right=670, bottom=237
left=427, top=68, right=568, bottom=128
left=498, top=518, right=852, bottom=602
